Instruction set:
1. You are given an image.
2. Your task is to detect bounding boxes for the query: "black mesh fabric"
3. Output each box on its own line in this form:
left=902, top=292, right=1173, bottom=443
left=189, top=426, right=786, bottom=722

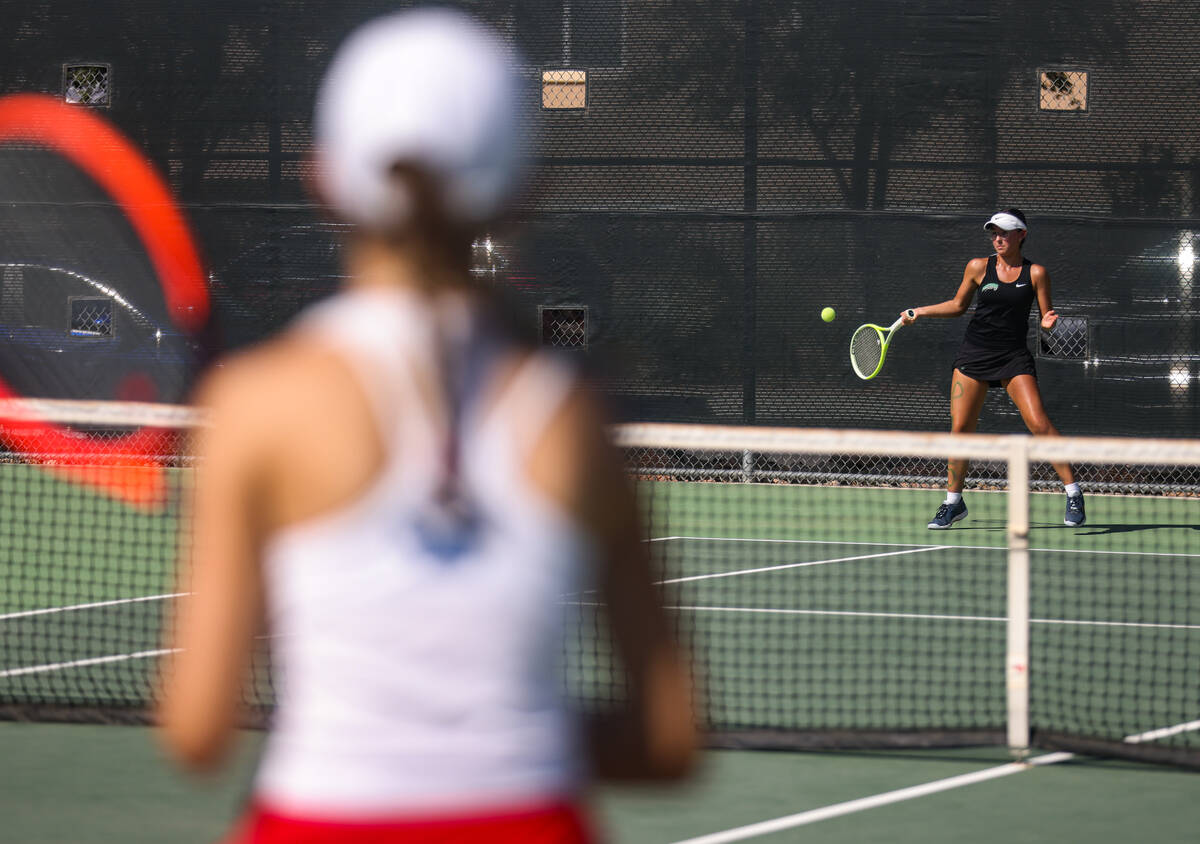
left=0, top=1, right=1195, bottom=428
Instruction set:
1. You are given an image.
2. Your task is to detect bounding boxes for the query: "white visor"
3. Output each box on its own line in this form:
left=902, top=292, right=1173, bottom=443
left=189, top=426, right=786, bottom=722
left=984, top=212, right=1027, bottom=232
left=315, top=9, right=526, bottom=230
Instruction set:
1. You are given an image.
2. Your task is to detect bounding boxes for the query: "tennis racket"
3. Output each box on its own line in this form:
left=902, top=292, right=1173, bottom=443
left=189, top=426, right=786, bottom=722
left=0, top=94, right=209, bottom=506
left=850, top=309, right=915, bottom=380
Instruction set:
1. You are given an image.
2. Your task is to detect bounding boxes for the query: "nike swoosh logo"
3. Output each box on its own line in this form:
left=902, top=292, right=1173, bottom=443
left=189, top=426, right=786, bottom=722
left=1015, top=283, right=1028, bottom=287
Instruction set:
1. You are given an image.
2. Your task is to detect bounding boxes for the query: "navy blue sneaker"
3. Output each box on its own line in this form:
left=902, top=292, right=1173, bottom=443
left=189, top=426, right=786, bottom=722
left=1065, top=493, right=1086, bottom=527
left=928, top=498, right=967, bottom=529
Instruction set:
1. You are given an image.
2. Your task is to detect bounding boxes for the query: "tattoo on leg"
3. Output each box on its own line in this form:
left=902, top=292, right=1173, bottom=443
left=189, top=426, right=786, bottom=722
left=951, top=379, right=966, bottom=419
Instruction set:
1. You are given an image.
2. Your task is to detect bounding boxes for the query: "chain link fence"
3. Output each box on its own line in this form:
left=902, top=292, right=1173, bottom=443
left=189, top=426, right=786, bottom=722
left=0, top=1, right=1196, bottom=436
left=623, top=445, right=1200, bottom=497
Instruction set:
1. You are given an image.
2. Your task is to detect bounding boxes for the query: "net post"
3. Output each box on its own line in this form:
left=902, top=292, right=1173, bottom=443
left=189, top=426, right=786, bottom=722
left=1006, top=436, right=1031, bottom=758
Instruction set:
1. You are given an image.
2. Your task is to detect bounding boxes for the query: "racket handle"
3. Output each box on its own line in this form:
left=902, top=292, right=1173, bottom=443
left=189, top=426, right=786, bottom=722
left=889, top=310, right=915, bottom=331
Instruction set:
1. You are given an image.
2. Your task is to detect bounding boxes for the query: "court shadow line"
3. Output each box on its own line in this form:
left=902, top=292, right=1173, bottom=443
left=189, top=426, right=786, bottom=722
left=933, top=521, right=1199, bottom=537
left=1064, top=522, right=1200, bottom=536
left=938, top=521, right=1006, bottom=531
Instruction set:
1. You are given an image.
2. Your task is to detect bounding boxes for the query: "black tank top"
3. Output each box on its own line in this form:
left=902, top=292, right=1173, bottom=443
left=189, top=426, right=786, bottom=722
left=962, top=256, right=1036, bottom=350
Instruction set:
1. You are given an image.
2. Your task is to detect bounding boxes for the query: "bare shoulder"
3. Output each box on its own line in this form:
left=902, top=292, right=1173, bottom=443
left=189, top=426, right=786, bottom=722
left=194, top=336, right=366, bottom=451
left=1029, top=262, right=1050, bottom=283
left=198, top=338, right=337, bottom=414
left=963, top=256, right=990, bottom=282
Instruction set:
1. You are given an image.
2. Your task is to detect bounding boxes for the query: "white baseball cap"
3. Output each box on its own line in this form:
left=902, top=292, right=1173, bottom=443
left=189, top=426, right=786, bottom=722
left=315, top=8, right=525, bottom=230
left=983, top=212, right=1027, bottom=232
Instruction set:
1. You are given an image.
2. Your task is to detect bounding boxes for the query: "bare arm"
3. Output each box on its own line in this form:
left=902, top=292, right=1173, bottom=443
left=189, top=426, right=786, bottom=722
left=901, top=257, right=985, bottom=324
left=1031, top=263, right=1058, bottom=330
left=156, top=361, right=270, bottom=771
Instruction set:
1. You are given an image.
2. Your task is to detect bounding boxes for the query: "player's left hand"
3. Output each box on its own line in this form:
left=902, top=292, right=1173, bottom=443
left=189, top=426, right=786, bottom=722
left=1040, top=309, right=1058, bottom=330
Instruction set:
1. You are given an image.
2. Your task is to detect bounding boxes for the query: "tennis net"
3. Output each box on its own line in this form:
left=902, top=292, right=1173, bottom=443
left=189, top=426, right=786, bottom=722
left=2, top=401, right=1199, bottom=768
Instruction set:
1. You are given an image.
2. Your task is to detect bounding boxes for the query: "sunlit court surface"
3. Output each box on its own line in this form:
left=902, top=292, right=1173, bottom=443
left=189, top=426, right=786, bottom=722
left=3, top=418, right=1199, bottom=841
left=0, top=722, right=1198, bottom=843
left=3, top=0, right=1200, bottom=841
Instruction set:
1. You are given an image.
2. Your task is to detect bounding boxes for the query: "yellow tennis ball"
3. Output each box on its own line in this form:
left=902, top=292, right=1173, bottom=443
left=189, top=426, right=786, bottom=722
left=821, top=307, right=836, bottom=323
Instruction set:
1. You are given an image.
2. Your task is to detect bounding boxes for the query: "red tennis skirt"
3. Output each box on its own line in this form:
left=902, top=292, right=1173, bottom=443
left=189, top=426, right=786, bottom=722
left=221, top=800, right=595, bottom=844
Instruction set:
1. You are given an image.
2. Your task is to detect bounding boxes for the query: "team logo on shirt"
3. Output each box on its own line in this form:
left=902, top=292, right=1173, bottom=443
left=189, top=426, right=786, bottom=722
left=412, top=490, right=486, bottom=562
left=982, top=282, right=999, bottom=293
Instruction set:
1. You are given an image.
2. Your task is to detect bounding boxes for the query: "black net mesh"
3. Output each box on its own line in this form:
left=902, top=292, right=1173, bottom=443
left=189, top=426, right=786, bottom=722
left=2, top=413, right=1198, bottom=768
left=1, top=0, right=1198, bottom=770
left=0, top=146, right=200, bottom=404
left=0, top=1, right=1195, bottom=433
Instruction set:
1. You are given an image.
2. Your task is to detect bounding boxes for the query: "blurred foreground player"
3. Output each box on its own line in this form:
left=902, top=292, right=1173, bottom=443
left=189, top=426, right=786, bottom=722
left=158, top=9, right=696, bottom=842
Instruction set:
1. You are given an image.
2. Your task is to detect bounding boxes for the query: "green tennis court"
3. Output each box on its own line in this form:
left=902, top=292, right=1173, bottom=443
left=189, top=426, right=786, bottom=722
left=2, top=446, right=1199, bottom=844
left=4, top=461, right=1198, bottom=757
left=641, top=480, right=1200, bottom=753
left=0, top=463, right=183, bottom=714
left=3, top=722, right=1199, bottom=843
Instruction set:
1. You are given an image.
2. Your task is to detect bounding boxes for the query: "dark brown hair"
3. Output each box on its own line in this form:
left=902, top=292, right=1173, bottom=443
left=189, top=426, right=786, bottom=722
left=998, top=207, right=1028, bottom=243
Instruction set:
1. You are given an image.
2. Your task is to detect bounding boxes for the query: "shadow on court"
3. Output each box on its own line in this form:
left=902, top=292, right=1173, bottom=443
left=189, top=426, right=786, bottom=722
left=1046, top=523, right=1200, bottom=536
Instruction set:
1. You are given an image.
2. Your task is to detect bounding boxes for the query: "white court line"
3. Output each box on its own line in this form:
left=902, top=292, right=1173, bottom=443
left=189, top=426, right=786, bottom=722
left=652, top=535, right=1200, bottom=560
left=672, top=708, right=1200, bottom=844
left=668, top=752, right=1075, bottom=844
left=0, top=594, right=183, bottom=678
left=14, top=603, right=1195, bottom=681
left=574, top=602, right=1200, bottom=632
left=661, top=546, right=945, bottom=585
left=1125, top=719, right=1200, bottom=743
left=1027, top=546, right=1200, bottom=560
left=650, top=536, right=950, bottom=548
left=1030, top=617, right=1200, bottom=631
left=669, top=605, right=1003, bottom=623
left=669, top=605, right=1200, bottom=631
left=562, top=541, right=945, bottom=597
left=670, top=707, right=1200, bottom=844
left=0, top=593, right=186, bottom=622
left=0, top=648, right=177, bottom=679
left=670, top=706, right=1200, bottom=844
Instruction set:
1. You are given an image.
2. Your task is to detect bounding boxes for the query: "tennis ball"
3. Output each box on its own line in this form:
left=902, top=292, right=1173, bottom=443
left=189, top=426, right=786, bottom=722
left=821, top=307, right=836, bottom=323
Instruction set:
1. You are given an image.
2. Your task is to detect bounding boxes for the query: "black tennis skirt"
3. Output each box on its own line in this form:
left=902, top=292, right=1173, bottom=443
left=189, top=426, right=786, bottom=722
left=952, top=343, right=1037, bottom=387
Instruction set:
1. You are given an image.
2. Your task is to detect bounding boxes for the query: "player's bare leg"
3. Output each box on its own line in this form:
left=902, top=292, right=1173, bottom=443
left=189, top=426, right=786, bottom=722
left=929, top=369, right=988, bottom=529
left=1005, top=373, right=1085, bottom=525
left=1004, top=374, right=1075, bottom=485
left=947, top=369, right=988, bottom=492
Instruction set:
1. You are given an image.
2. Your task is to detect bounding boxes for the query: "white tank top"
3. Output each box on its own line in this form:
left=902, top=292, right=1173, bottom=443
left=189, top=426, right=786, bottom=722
left=253, top=288, right=590, bottom=816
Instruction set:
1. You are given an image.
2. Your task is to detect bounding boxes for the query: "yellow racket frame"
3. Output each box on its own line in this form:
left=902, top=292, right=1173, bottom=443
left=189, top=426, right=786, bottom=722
left=850, top=309, right=914, bottom=380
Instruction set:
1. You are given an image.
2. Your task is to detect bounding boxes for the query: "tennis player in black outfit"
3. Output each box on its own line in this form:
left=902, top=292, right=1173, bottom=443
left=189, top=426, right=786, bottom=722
left=902, top=209, right=1085, bottom=529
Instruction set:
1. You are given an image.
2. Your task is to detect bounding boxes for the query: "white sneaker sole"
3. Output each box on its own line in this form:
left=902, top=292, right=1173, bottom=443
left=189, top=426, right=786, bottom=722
left=928, top=510, right=967, bottom=529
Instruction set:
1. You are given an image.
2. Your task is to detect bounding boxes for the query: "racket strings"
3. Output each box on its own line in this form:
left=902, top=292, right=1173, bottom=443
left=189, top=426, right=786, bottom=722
left=0, top=144, right=192, bottom=404
left=851, top=326, right=884, bottom=376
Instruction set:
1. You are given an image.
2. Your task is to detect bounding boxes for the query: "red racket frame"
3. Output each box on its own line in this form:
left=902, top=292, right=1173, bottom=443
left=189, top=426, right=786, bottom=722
left=0, top=94, right=209, bottom=506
